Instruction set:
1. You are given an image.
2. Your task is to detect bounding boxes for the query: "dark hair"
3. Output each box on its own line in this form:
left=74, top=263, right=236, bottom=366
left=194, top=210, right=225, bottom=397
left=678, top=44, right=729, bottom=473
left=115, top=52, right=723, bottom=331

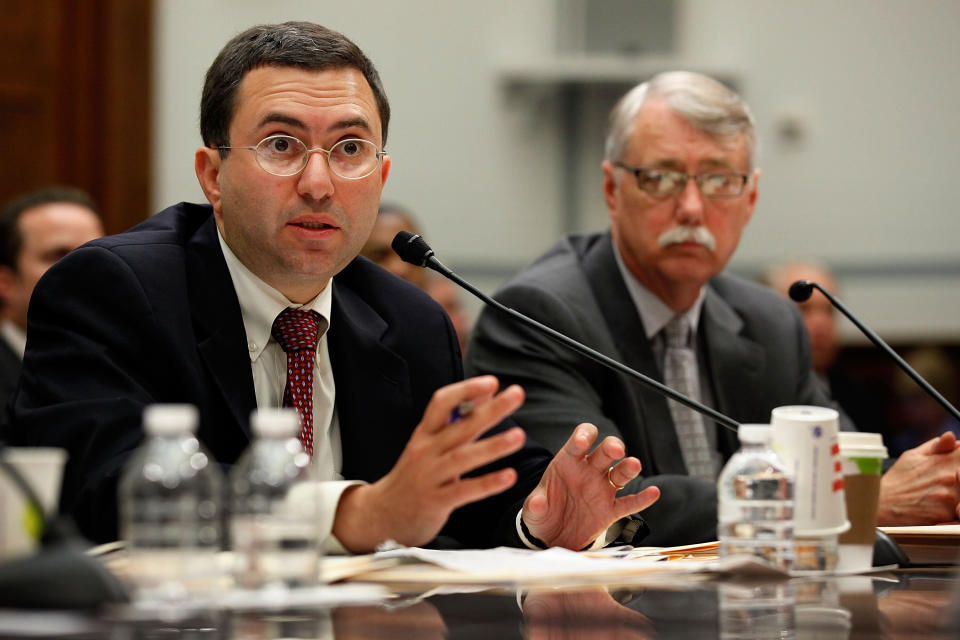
left=200, top=21, right=391, bottom=150
left=0, top=186, right=100, bottom=269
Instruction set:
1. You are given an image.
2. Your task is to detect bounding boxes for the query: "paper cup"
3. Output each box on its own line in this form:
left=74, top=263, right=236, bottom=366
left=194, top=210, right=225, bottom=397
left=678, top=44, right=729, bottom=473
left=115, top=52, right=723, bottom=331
left=836, top=432, right=887, bottom=572
left=0, top=447, right=67, bottom=558
left=770, top=406, right=849, bottom=538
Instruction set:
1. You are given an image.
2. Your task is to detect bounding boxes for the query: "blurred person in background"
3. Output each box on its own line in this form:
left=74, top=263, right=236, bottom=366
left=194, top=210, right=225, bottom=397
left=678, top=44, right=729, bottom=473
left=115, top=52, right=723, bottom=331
left=360, top=202, right=428, bottom=289
left=762, top=260, right=889, bottom=439
left=361, top=202, right=471, bottom=353
left=0, top=186, right=104, bottom=401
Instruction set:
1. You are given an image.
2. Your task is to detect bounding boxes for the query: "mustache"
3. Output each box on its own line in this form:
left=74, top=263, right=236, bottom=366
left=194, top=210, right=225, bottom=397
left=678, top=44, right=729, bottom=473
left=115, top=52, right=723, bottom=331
left=657, top=225, right=716, bottom=251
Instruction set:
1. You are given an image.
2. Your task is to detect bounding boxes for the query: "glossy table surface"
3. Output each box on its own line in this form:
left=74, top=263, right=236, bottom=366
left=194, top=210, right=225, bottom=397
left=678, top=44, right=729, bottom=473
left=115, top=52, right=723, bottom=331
left=3, top=568, right=957, bottom=639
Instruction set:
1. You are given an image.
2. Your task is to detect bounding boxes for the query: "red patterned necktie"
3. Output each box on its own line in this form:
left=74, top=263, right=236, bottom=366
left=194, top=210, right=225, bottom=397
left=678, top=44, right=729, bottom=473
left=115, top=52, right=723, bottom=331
left=271, top=308, right=327, bottom=457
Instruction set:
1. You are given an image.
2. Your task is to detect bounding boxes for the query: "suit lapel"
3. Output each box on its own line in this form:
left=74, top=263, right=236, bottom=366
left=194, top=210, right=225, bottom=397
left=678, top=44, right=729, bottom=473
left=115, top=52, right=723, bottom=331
left=700, top=285, right=764, bottom=454
left=328, top=276, right=412, bottom=482
left=581, top=234, right=687, bottom=474
left=185, top=216, right=257, bottom=441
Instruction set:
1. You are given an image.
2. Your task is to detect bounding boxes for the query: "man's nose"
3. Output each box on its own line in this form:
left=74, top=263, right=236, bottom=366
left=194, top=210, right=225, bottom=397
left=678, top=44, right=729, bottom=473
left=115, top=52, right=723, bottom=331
left=675, top=177, right=706, bottom=225
left=296, top=151, right=335, bottom=201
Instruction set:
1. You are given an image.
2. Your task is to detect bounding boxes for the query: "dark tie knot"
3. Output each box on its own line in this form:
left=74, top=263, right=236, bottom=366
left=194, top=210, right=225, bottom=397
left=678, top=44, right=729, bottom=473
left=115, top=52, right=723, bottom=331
left=271, top=308, right=326, bottom=353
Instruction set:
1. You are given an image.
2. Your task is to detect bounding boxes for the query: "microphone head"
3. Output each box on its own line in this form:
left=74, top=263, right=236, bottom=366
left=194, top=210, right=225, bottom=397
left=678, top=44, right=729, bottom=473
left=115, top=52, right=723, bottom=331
left=788, top=280, right=816, bottom=302
left=392, top=231, right=434, bottom=267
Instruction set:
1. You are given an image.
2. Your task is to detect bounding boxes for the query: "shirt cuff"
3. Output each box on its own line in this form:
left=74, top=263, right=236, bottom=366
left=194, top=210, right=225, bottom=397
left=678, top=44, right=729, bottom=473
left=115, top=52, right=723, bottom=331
left=516, top=510, right=627, bottom=551
left=516, top=510, right=544, bottom=549
left=315, top=479, right=366, bottom=555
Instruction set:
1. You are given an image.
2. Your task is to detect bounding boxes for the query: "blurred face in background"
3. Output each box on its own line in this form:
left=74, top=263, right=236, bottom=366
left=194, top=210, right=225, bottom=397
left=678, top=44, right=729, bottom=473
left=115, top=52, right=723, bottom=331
left=0, top=202, right=104, bottom=331
left=773, top=263, right=839, bottom=373
left=360, top=209, right=427, bottom=288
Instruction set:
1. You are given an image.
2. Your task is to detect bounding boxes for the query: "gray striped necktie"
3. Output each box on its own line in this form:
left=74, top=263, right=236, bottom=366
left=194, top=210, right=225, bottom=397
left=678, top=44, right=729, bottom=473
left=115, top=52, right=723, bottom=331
left=662, top=315, right=716, bottom=481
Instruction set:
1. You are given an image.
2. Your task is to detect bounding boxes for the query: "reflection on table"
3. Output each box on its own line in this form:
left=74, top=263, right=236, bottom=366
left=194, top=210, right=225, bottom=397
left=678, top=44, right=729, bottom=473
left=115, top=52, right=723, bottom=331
left=6, top=568, right=955, bottom=639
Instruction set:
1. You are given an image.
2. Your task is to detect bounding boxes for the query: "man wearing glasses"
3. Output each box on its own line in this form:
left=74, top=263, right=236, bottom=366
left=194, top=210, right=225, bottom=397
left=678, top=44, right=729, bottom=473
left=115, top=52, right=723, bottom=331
left=3, top=22, right=659, bottom=553
left=466, top=71, right=960, bottom=545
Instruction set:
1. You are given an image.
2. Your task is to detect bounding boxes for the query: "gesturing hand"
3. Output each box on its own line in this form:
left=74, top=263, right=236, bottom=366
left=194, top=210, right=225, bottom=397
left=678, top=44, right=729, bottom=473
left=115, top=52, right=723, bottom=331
left=333, top=376, right=527, bottom=552
left=522, top=423, right=660, bottom=550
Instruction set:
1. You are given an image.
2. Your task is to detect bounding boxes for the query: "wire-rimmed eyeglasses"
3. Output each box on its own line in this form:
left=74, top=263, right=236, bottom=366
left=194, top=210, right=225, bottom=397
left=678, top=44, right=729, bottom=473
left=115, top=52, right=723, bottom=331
left=218, top=134, right=385, bottom=179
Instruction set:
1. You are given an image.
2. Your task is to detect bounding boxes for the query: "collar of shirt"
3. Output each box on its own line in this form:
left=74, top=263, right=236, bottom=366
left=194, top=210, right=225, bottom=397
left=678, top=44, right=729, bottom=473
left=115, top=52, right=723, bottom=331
left=216, top=230, right=333, bottom=363
left=1, top=320, right=26, bottom=359
left=612, top=240, right=706, bottom=340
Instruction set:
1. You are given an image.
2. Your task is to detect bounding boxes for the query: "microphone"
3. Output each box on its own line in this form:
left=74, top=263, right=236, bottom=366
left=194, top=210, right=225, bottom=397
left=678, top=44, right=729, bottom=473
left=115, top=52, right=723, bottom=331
left=789, top=279, right=960, bottom=424
left=392, top=231, right=740, bottom=432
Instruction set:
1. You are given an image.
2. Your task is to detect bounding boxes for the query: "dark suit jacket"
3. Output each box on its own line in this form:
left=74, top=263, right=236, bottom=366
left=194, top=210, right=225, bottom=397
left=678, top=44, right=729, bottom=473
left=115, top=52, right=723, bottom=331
left=465, top=231, right=833, bottom=545
left=1, top=203, right=549, bottom=546
left=0, top=336, right=20, bottom=407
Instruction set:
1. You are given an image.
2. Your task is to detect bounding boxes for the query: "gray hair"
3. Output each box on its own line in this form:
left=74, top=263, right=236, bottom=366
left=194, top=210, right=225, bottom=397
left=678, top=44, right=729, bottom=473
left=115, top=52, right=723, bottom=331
left=604, top=71, right=756, bottom=168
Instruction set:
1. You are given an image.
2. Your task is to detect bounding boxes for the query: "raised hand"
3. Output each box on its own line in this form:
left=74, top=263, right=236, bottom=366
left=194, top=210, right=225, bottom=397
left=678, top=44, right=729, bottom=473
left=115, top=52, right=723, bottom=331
left=333, top=376, right=527, bottom=552
left=522, top=423, right=660, bottom=550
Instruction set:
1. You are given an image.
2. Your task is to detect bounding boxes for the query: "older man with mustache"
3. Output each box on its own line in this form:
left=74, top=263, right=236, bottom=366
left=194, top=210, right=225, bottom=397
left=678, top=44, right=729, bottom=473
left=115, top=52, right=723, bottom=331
left=465, top=71, right=960, bottom=545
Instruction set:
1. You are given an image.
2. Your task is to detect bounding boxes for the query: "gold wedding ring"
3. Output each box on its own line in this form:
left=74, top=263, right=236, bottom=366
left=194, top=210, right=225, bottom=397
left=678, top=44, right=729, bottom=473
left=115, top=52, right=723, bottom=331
left=607, top=466, right=625, bottom=491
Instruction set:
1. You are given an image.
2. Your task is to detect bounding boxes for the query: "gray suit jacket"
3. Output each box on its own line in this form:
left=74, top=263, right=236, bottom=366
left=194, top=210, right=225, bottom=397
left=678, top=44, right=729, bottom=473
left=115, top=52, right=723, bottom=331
left=465, top=231, right=833, bottom=545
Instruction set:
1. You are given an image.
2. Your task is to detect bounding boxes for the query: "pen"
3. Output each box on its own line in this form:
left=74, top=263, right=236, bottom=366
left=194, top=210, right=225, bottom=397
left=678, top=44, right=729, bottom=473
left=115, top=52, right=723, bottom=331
left=449, top=400, right=474, bottom=424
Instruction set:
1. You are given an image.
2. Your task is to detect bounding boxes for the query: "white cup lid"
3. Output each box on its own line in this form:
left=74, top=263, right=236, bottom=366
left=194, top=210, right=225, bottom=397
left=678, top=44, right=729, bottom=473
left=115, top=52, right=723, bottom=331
left=838, top=431, right=888, bottom=458
left=771, top=405, right=840, bottom=423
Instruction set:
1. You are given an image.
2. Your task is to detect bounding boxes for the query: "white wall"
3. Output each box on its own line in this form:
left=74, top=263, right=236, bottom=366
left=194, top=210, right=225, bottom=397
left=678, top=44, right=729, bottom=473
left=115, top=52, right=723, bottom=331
left=153, top=0, right=960, bottom=342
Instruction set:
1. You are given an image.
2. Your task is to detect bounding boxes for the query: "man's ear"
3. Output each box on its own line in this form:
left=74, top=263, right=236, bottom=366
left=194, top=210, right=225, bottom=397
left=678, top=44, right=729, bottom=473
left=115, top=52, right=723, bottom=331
left=195, top=147, right=223, bottom=213
left=379, top=153, right=391, bottom=188
left=743, top=167, right=762, bottom=226
left=601, top=160, right=619, bottom=213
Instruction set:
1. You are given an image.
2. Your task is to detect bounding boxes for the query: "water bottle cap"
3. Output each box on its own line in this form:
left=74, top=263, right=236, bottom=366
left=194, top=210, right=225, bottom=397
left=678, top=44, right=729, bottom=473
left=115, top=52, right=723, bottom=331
left=251, top=408, right=300, bottom=437
left=143, top=404, right=199, bottom=436
left=737, top=424, right=773, bottom=444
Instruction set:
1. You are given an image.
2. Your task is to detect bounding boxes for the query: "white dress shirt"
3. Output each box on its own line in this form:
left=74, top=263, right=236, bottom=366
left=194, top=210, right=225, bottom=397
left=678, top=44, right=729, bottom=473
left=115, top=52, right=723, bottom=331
left=1, top=320, right=26, bottom=359
left=218, top=231, right=361, bottom=554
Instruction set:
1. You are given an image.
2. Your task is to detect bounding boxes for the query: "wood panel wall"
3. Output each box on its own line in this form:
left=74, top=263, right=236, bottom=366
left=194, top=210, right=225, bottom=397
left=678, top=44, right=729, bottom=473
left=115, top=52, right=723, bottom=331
left=0, top=0, right=152, bottom=234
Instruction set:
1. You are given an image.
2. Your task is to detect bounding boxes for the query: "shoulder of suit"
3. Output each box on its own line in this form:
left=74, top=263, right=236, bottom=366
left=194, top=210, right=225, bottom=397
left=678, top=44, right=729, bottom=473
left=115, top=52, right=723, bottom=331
left=709, top=271, right=802, bottom=323
left=89, top=202, right=214, bottom=251
left=499, top=231, right=606, bottom=293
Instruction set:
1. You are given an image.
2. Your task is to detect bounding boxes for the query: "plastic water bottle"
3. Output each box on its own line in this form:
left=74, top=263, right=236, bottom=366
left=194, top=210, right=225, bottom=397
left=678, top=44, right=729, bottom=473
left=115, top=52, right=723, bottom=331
left=718, top=425, right=796, bottom=639
left=229, top=408, right=320, bottom=589
left=118, top=404, right=224, bottom=601
left=718, top=424, right=794, bottom=570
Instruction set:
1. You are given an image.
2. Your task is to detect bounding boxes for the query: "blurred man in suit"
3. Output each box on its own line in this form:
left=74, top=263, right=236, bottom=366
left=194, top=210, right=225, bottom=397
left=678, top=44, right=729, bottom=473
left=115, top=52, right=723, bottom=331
left=0, top=187, right=103, bottom=401
left=467, top=71, right=960, bottom=544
